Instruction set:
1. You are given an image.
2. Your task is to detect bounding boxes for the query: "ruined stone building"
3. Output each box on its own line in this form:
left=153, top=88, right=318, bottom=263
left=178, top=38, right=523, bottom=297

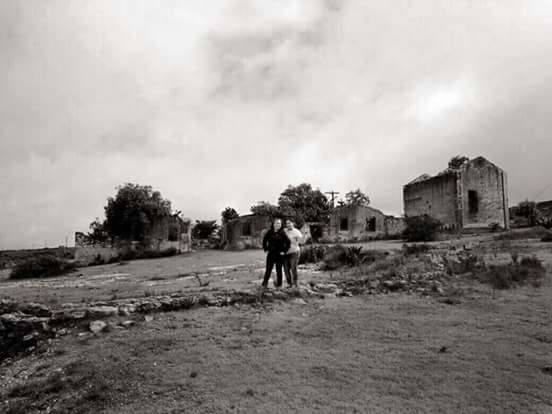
left=75, top=214, right=192, bottom=265
left=403, top=156, right=509, bottom=231
left=221, top=214, right=271, bottom=250
left=328, top=205, right=405, bottom=241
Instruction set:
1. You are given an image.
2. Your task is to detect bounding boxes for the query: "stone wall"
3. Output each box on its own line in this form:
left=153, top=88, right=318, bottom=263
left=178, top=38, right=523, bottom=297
left=460, top=158, right=509, bottom=229
left=222, top=215, right=271, bottom=250
left=329, top=205, right=386, bottom=239
left=74, top=215, right=192, bottom=266
left=403, top=172, right=460, bottom=229
left=384, top=216, right=406, bottom=236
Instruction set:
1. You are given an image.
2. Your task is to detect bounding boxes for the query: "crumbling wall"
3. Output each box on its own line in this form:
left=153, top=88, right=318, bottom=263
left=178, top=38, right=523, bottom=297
left=74, top=215, right=192, bottom=265
left=74, top=233, right=120, bottom=265
left=384, top=216, right=406, bottom=236
left=329, top=205, right=387, bottom=240
left=223, top=215, right=271, bottom=250
left=460, top=158, right=509, bottom=229
left=403, top=172, right=459, bottom=229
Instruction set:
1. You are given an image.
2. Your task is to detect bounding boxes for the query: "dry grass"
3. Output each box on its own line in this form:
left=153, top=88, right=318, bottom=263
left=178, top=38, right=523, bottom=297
left=5, top=360, right=111, bottom=414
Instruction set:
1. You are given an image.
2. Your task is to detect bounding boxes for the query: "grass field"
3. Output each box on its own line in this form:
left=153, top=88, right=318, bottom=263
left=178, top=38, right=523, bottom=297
left=1, top=236, right=552, bottom=413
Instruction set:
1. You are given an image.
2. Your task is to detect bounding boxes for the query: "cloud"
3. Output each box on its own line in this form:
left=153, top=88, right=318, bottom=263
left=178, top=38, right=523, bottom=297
left=2, top=0, right=552, bottom=248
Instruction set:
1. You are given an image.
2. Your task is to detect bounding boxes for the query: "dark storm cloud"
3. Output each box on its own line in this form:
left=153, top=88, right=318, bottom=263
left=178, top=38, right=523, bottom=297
left=206, top=0, right=345, bottom=101
left=2, top=0, right=552, bottom=248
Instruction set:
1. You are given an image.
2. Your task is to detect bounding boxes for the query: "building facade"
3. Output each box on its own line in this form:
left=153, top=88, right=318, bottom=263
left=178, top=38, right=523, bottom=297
left=328, top=205, right=405, bottom=241
left=403, top=156, right=509, bottom=231
left=75, top=215, right=192, bottom=265
left=221, top=214, right=272, bottom=250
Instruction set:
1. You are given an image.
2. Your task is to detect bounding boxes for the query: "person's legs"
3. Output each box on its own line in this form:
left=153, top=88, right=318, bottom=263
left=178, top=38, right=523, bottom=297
left=283, top=255, right=292, bottom=286
left=290, top=252, right=299, bottom=285
left=262, top=254, right=275, bottom=287
left=275, top=258, right=283, bottom=287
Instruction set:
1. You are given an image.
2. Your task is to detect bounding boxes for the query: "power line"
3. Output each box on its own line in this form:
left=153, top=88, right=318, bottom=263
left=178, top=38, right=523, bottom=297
left=325, top=191, right=340, bottom=208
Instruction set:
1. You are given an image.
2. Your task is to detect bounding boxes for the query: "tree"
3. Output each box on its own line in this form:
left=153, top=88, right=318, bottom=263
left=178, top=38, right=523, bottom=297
left=221, top=207, right=239, bottom=223
left=192, top=220, right=219, bottom=240
left=517, top=200, right=538, bottom=227
left=250, top=201, right=281, bottom=218
left=448, top=155, right=469, bottom=170
left=87, top=218, right=108, bottom=243
left=402, top=215, right=442, bottom=242
left=278, top=183, right=331, bottom=227
left=345, top=189, right=370, bottom=207
left=103, top=183, right=172, bottom=242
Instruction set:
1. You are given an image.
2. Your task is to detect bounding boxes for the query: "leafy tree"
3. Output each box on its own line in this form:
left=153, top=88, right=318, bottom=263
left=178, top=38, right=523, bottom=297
left=278, top=183, right=331, bottom=227
left=517, top=200, right=538, bottom=227
left=221, top=207, right=239, bottom=223
left=103, top=183, right=172, bottom=241
left=87, top=218, right=108, bottom=243
left=448, top=155, right=469, bottom=169
left=192, top=220, right=219, bottom=240
left=345, top=189, right=370, bottom=207
left=250, top=201, right=281, bottom=218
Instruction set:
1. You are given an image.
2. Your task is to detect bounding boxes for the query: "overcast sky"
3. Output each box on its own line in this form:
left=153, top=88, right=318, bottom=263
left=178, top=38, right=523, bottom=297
left=1, top=0, right=552, bottom=249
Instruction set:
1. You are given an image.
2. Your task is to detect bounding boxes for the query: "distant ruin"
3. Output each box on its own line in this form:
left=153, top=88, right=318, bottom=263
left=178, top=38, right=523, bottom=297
left=220, top=214, right=272, bottom=250
left=403, top=156, right=509, bottom=232
left=328, top=205, right=405, bottom=241
left=75, top=215, right=192, bottom=265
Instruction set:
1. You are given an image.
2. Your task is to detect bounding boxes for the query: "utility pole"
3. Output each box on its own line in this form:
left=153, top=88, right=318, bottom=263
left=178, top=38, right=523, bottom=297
left=325, top=191, right=340, bottom=208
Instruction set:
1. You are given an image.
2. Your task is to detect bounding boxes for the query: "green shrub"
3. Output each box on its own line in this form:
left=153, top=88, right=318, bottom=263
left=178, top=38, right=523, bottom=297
left=321, top=245, right=385, bottom=270
left=299, top=245, right=327, bottom=264
left=402, top=243, right=432, bottom=256
left=10, top=256, right=76, bottom=279
left=488, top=222, right=501, bottom=233
left=402, top=215, right=441, bottom=242
left=541, top=233, right=552, bottom=242
left=117, top=247, right=178, bottom=262
left=479, top=255, right=545, bottom=289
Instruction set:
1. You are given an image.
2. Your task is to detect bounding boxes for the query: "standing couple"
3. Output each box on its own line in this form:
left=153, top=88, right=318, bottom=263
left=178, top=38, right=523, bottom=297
left=261, top=218, right=303, bottom=288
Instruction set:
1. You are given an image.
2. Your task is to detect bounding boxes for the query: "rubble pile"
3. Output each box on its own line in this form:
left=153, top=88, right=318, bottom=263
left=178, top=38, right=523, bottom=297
left=0, top=287, right=328, bottom=360
left=337, top=250, right=483, bottom=296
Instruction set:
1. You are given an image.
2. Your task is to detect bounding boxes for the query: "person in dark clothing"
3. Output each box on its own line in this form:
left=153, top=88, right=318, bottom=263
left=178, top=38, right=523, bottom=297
left=261, top=218, right=291, bottom=288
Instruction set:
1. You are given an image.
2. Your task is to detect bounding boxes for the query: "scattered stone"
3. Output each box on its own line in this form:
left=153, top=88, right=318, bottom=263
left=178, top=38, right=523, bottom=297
left=19, top=303, right=51, bottom=317
left=89, top=320, right=108, bottom=334
left=87, top=305, right=119, bottom=318
left=55, top=328, right=68, bottom=337
left=293, top=298, right=307, bottom=306
left=144, top=315, right=154, bottom=323
left=272, top=291, right=288, bottom=300
left=118, top=305, right=136, bottom=316
left=314, top=283, right=339, bottom=294
left=121, top=320, right=135, bottom=328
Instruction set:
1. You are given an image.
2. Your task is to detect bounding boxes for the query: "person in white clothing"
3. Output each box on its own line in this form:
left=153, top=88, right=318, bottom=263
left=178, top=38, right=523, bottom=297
left=283, top=218, right=303, bottom=287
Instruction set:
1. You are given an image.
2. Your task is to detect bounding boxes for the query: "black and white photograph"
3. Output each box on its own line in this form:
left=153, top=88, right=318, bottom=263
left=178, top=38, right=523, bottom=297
left=1, top=1, right=552, bottom=412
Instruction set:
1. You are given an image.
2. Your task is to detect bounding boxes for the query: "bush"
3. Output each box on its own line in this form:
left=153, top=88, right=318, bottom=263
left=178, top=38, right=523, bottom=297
left=299, top=245, right=328, bottom=265
left=541, top=233, right=552, bottom=242
left=10, top=256, right=76, bottom=279
left=488, top=222, right=500, bottom=233
left=402, top=215, right=441, bottom=242
left=142, top=247, right=178, bottom=259
left=402, top=243, right=432, bottom=256
left=119, top=247, right=178, bottom=261
left=495, top=227, right=552, bottom=241
left=321, top=245, right=385, bottom=270
left=479, top=255, right=545, bottom=289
